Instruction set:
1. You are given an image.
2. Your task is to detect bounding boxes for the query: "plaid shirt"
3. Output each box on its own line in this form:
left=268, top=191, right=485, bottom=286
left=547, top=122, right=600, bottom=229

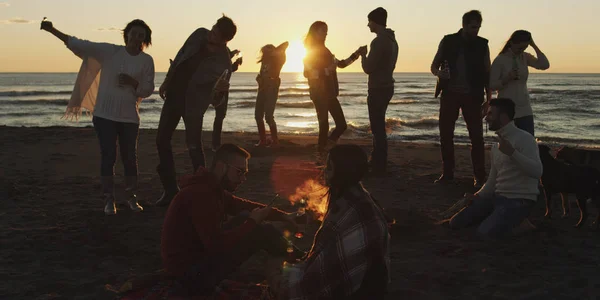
left=279, top=185, right=391, bottom=299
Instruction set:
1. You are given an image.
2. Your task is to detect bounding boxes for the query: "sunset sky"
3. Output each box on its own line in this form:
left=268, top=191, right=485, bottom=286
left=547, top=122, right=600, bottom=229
left=1, top=0, right=598, bottom=73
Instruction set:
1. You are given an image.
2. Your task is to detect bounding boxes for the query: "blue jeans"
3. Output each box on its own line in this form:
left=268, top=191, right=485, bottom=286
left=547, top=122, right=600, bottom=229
left=514, top=115, right=535, bottom=137
left=449, top=194, right=534, bottom=239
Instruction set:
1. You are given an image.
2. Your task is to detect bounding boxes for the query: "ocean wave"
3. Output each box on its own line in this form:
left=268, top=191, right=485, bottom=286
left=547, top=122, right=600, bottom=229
left=228, top=87, right=313, bottom=93
left=0, top=99, right=69, bottom=106
left=529, top=89, right=599, bottom=97
left=279, top=93, right=310, bottom=99
left=542, top=106, right=599, bottom=115
left=396, top=91, right=431, bottom=96
left=230, top=100, right=314, bottom=109
left=231, top=101, right=256, bottom=108
left=389, top=99, right=417, bottom=105
left=0, top=90, right=71, bottom=96
left=278, top=101, right=314, bottom=108
left=0, top=111, right=54, bottom=117
left=347, top=117, right=439, bottom=134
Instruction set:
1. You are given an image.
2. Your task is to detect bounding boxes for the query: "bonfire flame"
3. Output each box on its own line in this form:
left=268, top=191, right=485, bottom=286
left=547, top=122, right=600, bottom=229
left=288, top=179, right=329, bottom=221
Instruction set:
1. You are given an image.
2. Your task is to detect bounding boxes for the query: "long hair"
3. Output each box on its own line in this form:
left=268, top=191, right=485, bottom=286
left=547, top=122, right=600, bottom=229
left=499, top=30, right=531, bottom=55
left=257, top=44, right=275, bottom=63
left=303, top=21, right=327, bottom=49
left=122, top=19, right=152, bottom=49
left=325, top=144, right=369, bottom=214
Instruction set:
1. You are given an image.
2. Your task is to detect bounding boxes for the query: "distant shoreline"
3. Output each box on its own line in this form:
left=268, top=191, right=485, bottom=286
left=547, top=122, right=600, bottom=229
left=1, top=72, right=599, bottom=75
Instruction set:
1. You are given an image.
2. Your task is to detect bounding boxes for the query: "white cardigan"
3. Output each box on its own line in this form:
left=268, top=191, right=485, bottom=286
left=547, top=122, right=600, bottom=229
left=489, top=50, right=550, bottom=119
left=65, top=36, right=155, bottom=124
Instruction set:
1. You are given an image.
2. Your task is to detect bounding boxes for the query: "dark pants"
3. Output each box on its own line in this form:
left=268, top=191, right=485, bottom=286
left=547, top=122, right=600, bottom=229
left=367, top=86, right=394, bottom=167
left=179, top=212, right=296, bottom=296
left=312, top=97, right=347, bottom=151
left=212, top=94, right=229, bottom=149
left=514, top=115, right=535, bottom=137
left=92, top=116, right=139, bottom=177
left=439, top=91, right=486, bottom=179
left=255, top=78, right=281, bottom=130
left=449, top=194, right=535, bottom=239
left=156, top=85, right=212, bottom=179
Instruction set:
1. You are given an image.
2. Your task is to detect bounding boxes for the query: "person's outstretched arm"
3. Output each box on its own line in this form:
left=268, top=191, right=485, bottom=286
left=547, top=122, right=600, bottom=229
left=41, top=20, right=116, bottom=62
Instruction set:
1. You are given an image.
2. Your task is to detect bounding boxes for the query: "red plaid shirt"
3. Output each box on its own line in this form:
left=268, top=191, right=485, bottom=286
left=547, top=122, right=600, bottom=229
left=276, top=185, right=391, bottom=299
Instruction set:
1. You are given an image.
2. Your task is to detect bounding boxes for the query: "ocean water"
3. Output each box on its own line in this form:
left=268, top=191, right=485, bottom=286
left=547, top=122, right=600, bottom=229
left=0, top=72, right=598, bottom=147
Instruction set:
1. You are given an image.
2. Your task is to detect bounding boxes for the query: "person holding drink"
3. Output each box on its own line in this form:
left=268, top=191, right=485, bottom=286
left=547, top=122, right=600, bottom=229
left=154, top=15, right=237, bottom=207
left=490, top=30, right=550, bottom=136
left=40, top=18, right=155, bottom=215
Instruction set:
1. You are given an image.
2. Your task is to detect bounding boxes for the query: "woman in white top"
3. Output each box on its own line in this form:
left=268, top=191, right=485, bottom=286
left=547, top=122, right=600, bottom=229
left=41, top=19, right=155, bottom=215
left=490, top=30, right=550, bottom=136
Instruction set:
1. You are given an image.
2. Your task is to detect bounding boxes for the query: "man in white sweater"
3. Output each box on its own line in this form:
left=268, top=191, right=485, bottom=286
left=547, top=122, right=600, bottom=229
left=449, top=98, right=542, bottom=238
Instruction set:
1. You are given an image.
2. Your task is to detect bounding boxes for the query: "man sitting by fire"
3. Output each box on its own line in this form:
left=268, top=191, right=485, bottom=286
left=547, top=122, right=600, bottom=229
left=160, top=143, right=304, bottom=297
left=265, top=144, right=392, bottom=299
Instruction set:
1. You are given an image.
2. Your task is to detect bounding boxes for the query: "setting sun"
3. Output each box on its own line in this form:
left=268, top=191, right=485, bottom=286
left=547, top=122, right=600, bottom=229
left=282, top=40, right=307, bottom=73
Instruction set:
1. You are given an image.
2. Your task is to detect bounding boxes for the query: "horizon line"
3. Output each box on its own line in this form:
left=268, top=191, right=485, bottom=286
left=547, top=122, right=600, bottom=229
left=1, top=71, right=599, bottom=75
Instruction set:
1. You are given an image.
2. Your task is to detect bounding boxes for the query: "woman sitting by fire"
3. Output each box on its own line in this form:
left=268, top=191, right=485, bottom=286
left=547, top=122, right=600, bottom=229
left=266, top=144, right=392, bottom=299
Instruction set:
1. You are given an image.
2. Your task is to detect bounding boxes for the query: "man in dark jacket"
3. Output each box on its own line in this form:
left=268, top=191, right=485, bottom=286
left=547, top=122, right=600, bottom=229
left=155, top=15, right=236, bottom=206
left=430, top=10, right=492, bottom=188
left=161, top=143, right=302, bottom=297
left=360, top=7, right=399, bottom=173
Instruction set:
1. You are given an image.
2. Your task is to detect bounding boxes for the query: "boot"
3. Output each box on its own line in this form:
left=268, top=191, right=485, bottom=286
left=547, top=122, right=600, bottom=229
left=101, top=176, right=116, bottom=215
left=268, top=122, right=279, bottom=146
left=125, top=176, right=143, bottom=212
left=155, top=170, right=179, bottom=207
left=255, top=121, right=268, bottom=147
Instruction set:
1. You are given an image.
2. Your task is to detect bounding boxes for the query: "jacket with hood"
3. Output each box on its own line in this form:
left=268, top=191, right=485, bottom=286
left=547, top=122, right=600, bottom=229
left=160, top=167, right=288, bottom=277
left=361, top=28, right=399, bottom=89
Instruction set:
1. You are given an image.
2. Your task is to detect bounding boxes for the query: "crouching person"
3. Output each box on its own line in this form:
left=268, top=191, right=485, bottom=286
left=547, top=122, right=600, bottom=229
left=160, top=143, right=302, bottom=297
left=449, top=98, right=542, bottom=239
left=266, top=145, right=391, bottom=299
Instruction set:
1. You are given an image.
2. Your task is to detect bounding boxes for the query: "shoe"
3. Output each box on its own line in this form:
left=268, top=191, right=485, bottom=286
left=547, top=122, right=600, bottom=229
left=255, top=139, right=270, bottom=147
left=101, top=176, right=116, bottom=215
left=103, top=193, right=116, bottom=215
left=155, top=190, right=178, bottom=207
left=125, top=176, right=143, bottom=212
left=155, top=171, right=179, bottom=207
left=434, top=174, right=454, bottom=184
left=127, top=196, right=143, bottom=212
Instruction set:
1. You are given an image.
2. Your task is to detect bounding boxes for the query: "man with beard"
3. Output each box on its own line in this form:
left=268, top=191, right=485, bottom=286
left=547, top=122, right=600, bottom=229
left=430, top=10, right=492, bottom=188
left=447, top=98, right=542, bottom=239
left=160, top=144, right=302, bottom=297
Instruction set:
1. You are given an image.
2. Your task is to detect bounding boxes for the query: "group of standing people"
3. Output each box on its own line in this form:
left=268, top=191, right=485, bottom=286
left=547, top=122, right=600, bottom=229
left=431, top=10, right=550, bottom=239
left=431, top=10, right=549, bottom=188
left=40, top=7, right=401, bottom=215
left=39, top=6, right=553, bottom=299
left=302, top=7, right=399, bottom=170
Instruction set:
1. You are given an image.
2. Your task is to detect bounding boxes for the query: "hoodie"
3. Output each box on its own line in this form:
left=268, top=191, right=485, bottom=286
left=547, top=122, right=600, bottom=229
left=361, top=28, right=399, bottom=89
left=160, top=167, right=288, bottom=277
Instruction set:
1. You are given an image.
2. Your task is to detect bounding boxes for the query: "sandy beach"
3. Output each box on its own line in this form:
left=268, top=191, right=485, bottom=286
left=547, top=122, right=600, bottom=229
left=2, top=125, right=600, bottom=299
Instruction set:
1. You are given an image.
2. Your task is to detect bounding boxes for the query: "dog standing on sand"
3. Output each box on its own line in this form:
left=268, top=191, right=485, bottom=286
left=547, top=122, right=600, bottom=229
left=554, top=146, right=600, bottom=217
left=538, top=144, right=600, bottom=228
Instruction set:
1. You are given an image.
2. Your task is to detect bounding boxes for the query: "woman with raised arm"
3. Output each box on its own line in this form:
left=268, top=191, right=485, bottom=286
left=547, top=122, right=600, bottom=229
left=303, top=21, right=363, bottom=158
left=255, top=41, right=289, bottom=147
left=490, top=30, right=550, bottom=136
left=41, top=18, right=155, bottom=215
